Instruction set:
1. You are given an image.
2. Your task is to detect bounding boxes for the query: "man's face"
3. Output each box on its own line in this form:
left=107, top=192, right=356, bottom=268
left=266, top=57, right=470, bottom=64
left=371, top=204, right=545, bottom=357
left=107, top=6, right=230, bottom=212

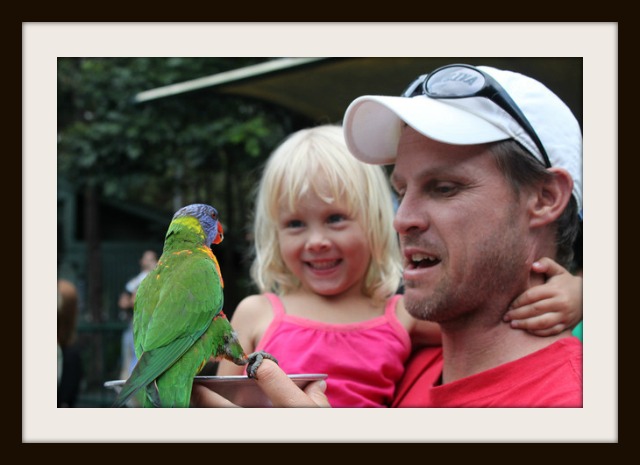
left=390, top=127, right=529, bottom=326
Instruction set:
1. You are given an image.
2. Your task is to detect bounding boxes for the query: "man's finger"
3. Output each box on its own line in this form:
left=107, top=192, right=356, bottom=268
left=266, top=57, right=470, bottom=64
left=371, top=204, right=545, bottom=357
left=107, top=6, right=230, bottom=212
left=303, top=380, right=330, bottom=406
left=191, top=383, right=239, bottom=408
left=253, top=360, right=330, bottom=407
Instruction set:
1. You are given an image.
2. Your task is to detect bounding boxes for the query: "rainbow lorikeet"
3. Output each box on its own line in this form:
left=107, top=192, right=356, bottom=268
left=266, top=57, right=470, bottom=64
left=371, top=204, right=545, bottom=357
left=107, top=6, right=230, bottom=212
left=112, top=203, right=276, bottom=408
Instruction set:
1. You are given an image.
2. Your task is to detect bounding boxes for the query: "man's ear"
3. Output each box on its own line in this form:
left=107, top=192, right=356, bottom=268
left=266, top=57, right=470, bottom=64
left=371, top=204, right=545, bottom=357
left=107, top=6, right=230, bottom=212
left=528, top=168, right=574, bottom=228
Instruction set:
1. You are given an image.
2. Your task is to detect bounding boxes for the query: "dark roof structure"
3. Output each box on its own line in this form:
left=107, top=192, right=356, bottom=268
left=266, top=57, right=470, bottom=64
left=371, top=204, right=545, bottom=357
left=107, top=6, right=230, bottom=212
left=133, top=57, right=583, bottom=128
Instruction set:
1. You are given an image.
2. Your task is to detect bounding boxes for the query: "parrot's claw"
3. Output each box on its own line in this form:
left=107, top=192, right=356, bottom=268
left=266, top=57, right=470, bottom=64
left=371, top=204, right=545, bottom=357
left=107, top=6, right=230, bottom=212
left=246, top=351, right=278, bottom=379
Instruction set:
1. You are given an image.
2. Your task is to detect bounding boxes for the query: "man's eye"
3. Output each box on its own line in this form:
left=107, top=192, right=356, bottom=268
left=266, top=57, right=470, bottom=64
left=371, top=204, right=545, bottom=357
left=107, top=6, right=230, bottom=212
left=433, top=183, right=459, bottom=196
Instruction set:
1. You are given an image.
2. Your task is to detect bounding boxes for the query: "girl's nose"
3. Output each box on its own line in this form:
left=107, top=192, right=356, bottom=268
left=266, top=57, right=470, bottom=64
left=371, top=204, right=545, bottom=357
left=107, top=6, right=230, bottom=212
left=305, top=230, right=331, bottom=252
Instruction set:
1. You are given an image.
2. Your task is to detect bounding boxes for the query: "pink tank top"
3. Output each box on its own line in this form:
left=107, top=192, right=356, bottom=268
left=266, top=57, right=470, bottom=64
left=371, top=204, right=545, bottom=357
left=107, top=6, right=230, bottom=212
left=254, top=293, right=412, bottom=407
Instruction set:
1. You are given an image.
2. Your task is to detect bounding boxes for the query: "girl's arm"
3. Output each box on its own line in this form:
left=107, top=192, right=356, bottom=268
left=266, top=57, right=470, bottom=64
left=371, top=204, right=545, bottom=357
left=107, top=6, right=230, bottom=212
left=410, top=319, right=443, bottom=346
left=215, top=295, right=271, bottom=376
left=395, top=297, right=442, bottom=346
left=503, top=257, right=583, bottom=337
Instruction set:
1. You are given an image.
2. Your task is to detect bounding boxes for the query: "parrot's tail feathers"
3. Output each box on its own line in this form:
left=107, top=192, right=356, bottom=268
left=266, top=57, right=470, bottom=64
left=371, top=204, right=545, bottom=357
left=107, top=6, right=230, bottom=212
left=111, top=337, right=196, bottom=408
left=112, top=377, right=143, bottom=408
left=111, top=354, right=157, bottom=408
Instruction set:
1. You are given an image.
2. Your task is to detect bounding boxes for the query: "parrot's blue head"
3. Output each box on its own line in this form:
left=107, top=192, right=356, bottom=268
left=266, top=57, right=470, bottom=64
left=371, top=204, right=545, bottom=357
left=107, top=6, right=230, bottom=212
left=173, top=203, right=224, bottom=246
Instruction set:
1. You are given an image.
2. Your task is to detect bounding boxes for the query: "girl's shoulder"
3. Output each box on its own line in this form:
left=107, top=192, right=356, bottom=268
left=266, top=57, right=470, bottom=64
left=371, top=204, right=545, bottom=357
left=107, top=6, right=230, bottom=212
left=231, top=294, right=278, bottom=325
left=234, top=293, right=274, bottom=314
left=237, top=293, right=271, bottom=308
left=229, top=294, right=278, bottom=347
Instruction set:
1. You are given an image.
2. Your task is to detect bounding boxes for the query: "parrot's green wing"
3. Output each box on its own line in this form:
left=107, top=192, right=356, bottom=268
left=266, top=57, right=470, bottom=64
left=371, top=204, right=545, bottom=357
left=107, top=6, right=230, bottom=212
left=112, top=248, right=224, bottom=408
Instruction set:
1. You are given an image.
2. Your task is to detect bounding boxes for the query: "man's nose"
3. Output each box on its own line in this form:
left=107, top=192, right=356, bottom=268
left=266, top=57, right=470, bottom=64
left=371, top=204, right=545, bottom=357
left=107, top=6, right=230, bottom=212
left=393, top=193, right=429, bottom=235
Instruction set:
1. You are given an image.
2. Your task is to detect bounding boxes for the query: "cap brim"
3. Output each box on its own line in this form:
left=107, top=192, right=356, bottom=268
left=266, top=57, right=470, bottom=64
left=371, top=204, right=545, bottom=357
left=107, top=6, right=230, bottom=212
left=343, top=95, right=511, bottom=164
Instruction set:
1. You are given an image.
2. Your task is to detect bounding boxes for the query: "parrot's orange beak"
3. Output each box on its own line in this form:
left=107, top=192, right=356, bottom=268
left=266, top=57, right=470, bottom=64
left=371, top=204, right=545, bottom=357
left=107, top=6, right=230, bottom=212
left=213, top=221, right=224, bottom=245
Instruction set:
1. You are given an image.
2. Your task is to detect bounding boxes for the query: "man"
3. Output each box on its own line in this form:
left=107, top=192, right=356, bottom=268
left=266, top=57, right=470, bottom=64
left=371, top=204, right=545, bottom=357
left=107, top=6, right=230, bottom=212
left=342, top=63, right=582, bottom=407
left=191, top=63, right=582, bottom=408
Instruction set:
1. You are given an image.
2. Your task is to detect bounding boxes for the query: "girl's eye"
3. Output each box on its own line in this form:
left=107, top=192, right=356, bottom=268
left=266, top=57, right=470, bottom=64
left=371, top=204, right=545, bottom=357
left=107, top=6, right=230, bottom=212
left=286, top=219, right=304, bottom=228
left=327, top=214, right=345, bottom=224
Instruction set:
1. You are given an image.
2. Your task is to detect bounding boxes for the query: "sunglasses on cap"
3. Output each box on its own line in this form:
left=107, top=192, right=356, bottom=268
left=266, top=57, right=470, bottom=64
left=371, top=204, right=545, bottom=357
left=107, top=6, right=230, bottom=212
left=401, top=64, right=552, bottom=168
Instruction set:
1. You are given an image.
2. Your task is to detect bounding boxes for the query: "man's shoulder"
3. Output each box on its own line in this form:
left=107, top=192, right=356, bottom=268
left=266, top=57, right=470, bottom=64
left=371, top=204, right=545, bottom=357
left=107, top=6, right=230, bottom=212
left=481, top=337, right=583, bottom=407
left=392, top=346, right=443, bottom=407
left=541, top=336, right=582, bottom=366
left=520, top=337, right=582, bottom=407
left=536, top=336, right=583, bottom=383
left=392, top=338, right=582, bottom=408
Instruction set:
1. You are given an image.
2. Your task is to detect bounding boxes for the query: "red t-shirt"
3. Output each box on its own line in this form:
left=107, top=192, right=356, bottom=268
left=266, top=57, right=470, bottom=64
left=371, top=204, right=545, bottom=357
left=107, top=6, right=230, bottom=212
left=393, top=337, right=582, bottom=408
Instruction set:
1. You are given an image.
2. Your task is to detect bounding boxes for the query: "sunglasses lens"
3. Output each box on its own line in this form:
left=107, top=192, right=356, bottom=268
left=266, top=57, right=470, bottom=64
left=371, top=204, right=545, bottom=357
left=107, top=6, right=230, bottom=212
left=426, top=66, right=486, bottom=97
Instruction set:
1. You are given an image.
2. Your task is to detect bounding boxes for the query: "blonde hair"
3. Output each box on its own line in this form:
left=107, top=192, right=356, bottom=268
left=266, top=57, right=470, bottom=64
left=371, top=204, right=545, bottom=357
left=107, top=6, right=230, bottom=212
left=250, top=125, right=402, bottom=302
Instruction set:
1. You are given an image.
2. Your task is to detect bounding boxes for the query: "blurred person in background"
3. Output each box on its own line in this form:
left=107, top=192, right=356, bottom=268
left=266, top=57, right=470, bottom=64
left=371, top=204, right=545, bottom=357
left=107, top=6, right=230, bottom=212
left=57, top=279, right=83, bottom=407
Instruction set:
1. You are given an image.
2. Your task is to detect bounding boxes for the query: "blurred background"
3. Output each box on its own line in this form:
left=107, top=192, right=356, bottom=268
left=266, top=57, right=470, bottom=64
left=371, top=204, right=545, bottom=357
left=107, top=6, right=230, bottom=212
left=56, top=57, right=582, bottom=407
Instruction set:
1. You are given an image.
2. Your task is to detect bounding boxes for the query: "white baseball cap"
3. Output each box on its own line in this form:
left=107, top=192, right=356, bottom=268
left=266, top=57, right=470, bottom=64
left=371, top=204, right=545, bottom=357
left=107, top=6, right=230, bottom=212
left=343, top=64, right=582, bottom=211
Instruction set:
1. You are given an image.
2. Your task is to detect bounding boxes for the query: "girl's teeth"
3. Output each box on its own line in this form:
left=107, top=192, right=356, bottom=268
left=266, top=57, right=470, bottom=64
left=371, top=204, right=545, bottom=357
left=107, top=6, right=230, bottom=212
left=310, top=260, right=339, bottom=270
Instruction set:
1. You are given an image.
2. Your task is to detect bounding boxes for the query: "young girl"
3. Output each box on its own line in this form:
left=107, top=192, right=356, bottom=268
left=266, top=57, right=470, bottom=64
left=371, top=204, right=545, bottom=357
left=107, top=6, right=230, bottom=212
left=217, top=125, right=582, bottom=407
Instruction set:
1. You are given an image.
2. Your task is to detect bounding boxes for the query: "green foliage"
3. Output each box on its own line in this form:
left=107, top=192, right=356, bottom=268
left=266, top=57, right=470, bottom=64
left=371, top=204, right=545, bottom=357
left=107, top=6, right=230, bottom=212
left=57, top=58, right=295, bottom=212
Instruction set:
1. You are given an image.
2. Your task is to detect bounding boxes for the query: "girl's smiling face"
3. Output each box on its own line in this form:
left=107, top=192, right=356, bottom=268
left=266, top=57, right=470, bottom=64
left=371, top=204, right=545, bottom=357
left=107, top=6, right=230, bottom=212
left=277, top=189, right=372, bottom=298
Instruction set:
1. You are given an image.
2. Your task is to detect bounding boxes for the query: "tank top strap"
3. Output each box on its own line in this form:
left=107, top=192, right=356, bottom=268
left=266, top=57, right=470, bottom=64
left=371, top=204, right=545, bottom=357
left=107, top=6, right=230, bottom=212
left=254, top=293, right=286, bottom=354
left=384, top=293, right=403, bottom=318
left=383, top=294, right=411, bottom=345
left=263, top=292, right=286, bottom=318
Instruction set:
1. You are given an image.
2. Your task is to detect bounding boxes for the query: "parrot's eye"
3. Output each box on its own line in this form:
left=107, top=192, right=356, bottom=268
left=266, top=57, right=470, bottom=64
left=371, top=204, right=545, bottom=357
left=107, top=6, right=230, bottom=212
left=211, top=212, right=217, bottom=220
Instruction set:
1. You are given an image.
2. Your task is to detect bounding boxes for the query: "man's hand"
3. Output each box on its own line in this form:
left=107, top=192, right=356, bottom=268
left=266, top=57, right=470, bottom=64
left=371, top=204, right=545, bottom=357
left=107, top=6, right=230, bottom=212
left=191, top=360, right=330, bottom=408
